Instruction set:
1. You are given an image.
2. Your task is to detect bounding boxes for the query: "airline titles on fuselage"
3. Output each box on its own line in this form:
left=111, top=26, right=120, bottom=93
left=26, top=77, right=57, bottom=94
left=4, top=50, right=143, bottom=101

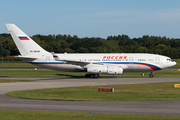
left=103, top=56, right=127, bottom=59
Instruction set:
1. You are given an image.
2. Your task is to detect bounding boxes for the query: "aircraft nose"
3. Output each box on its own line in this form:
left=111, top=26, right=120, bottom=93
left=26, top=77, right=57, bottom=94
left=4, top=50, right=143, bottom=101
left=174, top=61, right=177, bottom=65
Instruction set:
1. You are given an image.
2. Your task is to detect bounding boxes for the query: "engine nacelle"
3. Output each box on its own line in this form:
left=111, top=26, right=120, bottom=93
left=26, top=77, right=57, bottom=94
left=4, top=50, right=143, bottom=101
left=87, top=65, right=123, bottom=75
left=107, top=66, right=123, bottom=75
left=87, top=65, right=107, bottom=74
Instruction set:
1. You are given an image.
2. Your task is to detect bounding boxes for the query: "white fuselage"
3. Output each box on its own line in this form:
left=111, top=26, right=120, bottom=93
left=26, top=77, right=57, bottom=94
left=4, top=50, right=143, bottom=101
left=29, top=53, right=176, bottom=72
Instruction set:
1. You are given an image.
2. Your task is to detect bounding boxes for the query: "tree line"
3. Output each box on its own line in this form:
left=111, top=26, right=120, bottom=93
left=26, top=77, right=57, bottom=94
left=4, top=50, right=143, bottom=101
left=0, top=33, right=180, bottom=60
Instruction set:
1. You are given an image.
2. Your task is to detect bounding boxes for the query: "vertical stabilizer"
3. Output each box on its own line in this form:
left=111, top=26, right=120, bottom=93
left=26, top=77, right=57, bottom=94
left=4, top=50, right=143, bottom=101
left=6, top=24, right=49, bottom=56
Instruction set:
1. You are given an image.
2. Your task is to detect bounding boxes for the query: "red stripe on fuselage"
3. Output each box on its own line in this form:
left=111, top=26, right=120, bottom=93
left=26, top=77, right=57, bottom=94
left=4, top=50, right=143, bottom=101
left=111, top=63, right=158, bottom=71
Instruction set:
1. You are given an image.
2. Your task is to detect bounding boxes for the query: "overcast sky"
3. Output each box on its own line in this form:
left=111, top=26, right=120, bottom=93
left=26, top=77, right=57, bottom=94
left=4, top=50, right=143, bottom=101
left=1, top=0, right=180, bottom=39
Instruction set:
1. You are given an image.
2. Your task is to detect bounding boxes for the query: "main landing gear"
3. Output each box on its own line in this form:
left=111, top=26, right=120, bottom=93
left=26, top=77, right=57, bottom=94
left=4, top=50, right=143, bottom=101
left=149, top=72, right=154, bottom=78
left=85, top=73, right=99, bottom=78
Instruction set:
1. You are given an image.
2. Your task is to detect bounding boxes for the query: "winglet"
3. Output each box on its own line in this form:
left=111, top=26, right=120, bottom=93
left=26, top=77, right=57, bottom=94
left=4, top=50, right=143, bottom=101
left=51, top=51, right=60, bottom=61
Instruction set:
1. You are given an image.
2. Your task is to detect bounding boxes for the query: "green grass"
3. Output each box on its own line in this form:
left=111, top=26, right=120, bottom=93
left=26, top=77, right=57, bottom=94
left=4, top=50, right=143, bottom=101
left=0, top=63, right=39, bottom=67
left=0, top=79, right=35, bottom=83
left=0, top=69, right=179, bottom=77
left=0, top=69, right=85, bottom=77
left=0, top=109, right=180, bottom=120
left=6, top=82, right=180, bottom=101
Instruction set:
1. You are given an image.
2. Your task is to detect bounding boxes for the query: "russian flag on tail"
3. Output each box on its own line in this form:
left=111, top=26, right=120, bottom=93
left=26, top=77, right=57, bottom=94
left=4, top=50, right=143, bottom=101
left=18, top=36, right=30, bottom=40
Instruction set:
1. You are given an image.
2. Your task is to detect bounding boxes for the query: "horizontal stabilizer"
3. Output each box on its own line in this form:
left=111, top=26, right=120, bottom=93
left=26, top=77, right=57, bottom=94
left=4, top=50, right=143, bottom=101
left=51, top=51, right=60, bottom=61
left=14, top=55, right=39, bottom=59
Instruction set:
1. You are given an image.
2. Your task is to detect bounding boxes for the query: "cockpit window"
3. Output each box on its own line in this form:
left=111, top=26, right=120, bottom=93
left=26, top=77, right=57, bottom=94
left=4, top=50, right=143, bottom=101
left=167, top=58, right=174, bottom=62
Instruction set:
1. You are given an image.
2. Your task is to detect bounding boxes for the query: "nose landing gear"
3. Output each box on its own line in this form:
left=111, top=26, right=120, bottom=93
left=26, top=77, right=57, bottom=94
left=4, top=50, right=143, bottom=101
left=149, top=72, right=154, bottom=78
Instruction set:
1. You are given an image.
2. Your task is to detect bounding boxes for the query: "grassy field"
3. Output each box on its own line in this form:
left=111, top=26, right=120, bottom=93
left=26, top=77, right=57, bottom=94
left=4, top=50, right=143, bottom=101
left=6, top=82, right=180, bottom=101
left=1, top=109, right=180, bottom=120
left=0, top=69, right=179, bottom=77
left=0, top=63, right=39, bottom=67
left=173, top=59, right=180, bottom=68
left=0, top=79, right=35, bottom=83
left=1, top=62, right=180, bottom=119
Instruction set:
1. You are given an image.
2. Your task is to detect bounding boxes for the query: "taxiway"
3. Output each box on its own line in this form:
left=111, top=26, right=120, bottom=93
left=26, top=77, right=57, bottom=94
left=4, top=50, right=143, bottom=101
left=0, top=77, right=180, bottom=116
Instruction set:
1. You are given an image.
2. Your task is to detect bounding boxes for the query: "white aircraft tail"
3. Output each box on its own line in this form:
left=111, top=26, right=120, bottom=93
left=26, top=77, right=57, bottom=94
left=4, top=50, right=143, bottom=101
left=6, top=24, right=49, bottom=56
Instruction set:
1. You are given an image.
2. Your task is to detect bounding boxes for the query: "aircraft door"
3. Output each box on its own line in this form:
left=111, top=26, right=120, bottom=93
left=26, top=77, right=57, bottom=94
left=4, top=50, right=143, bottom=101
left=129, top=57, right=134, bottom=63
left=129, top=57, right=134, bottom=70
left=155, top=57, right=160, bottom=64
left=46, top=56, right=50, bottom=63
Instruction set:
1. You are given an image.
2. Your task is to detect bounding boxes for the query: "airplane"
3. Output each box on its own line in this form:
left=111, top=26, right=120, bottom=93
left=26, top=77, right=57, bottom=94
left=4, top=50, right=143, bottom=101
left=6, top=24, right=177, bottom=78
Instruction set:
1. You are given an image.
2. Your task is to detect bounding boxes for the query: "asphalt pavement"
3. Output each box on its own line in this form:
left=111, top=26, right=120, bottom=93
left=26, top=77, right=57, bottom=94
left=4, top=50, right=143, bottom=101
left=1, top=77, right=180, bottom=115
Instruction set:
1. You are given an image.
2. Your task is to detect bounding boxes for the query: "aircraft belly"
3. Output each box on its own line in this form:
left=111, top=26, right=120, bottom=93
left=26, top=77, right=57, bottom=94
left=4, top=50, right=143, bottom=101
left=36, top=63, right=153, bottom=72
left=32, top=62, right=155, bottom=73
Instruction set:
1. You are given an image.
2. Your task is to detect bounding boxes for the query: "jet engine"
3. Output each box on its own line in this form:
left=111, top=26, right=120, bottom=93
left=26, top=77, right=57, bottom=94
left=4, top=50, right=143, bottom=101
left=87, top=65, right=123, bottom=75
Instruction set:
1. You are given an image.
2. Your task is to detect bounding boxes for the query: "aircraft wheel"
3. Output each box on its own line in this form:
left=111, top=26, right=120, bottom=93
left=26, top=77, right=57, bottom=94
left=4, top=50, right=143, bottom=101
left=90, top=74, right=95, bottom=78
left=86, top=74, right=99, bottom=78
left=94, top=74, right=99, bottom=78
left=85, top=74, right=90, bottom=78
left=149, top=74, right=153, bottom=78
left=97, top=74, right=99, bottom=77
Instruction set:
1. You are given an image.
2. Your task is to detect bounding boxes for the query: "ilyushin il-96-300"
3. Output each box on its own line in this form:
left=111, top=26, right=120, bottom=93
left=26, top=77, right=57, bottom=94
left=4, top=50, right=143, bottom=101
left=6, top=24, right=176, bottom=78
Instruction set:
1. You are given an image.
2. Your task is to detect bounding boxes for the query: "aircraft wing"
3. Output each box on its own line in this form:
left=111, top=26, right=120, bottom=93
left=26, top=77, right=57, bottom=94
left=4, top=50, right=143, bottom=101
left=60, top=60, right=91, bottom=66
left=51, top=52, right=127, bottom=69
left=51, top=52, right=103, bottom=66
